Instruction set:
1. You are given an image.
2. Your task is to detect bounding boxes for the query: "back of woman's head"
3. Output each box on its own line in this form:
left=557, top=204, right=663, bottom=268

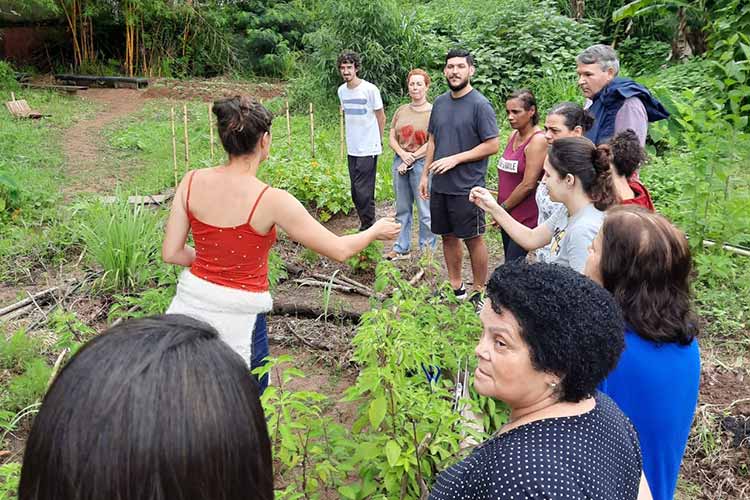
left=547, top=136, right=616, bottom=210
left=486, top=262, right=624, bottom=403
left=20, top=314, right=273, bottom=500
left=599, top=206, right=698, bottom=345
left=547, top=101, right=594, bottom=133
left=600, top=129, right=647, bottom=178
left=213, top=95, right=273, bottom=156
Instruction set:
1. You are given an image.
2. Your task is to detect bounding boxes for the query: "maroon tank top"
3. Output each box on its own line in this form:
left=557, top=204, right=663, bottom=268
left=497, top=130, right=544, bottom=228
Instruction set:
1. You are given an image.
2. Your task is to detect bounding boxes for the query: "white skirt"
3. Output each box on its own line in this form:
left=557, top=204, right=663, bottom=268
left=166, top=269, right=273, bottom=366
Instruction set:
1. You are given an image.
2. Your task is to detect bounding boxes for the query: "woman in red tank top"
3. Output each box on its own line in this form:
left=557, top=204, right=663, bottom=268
left=163, top=96, right=399, bottom=392
left=497, top=90, right=547, bottom=262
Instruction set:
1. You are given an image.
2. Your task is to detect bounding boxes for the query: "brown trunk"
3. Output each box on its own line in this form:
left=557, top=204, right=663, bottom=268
left=671, top=7, right=694, bottom=61
left=572, top=0, right=584, bottom=20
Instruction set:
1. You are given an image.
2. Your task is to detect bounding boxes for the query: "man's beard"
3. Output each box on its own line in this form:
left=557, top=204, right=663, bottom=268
left=447, top=76, right=469, bottom=92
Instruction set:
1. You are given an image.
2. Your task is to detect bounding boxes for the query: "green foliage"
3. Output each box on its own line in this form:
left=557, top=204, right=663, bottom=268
left=0, top=61, right=19, bottom=90
left=0, top=330, right=40, bottom=372
left=258, top=355, right=354, bottom=498
left=420, top=0, right=595, bottom=108
left=345, top=241, right=383, bottom=274
left=617, top=37, right=671, bottom=76
left=232, top=1, right=314, bottom=78
left=260, top=263, right=510, bottom=499
left=47, top=308, right=97, bottom=356
left=76, top=199, right=164, bottom=292
left=0, top=462, right=21, bottom=500
left=268, top=249, right=288, bottom=291
left=291, top=0, right=428, bottom=107
left=2, top=359, right=52, bottom=416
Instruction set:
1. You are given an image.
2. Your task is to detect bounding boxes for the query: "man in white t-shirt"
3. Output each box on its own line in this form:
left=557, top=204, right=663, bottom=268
left=337, top=50, right=385, bottom=231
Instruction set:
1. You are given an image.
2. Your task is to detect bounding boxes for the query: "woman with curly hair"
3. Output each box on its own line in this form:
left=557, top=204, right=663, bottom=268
left=162, top=96, right=399, bottom=392
left=471, top=136, right=616, bottom=272
left=584, top=206, right=700, bottom=500
left=603, top=129, right=654, bottom=210
left=429, top=262, right=651, bottom=499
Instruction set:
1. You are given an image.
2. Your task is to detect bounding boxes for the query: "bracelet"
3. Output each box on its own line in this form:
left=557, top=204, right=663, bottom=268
left=500, top=202, right=508, bottom=211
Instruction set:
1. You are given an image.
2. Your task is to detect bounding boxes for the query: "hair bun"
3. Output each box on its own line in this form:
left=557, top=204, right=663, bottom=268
left=592, top=146, right=611, bottom=173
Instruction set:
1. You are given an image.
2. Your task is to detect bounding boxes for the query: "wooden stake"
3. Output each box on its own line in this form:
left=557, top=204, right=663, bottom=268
left=309, top=102, right=315, bottom=158
left=183, top=103, right=190, bottom=169
left=339, top=106, right=345, bottom=160
left=208, top=102, right=214, bottom=161
left=170, top=107, right=178, bottom=187
left=285, top=99, right=291, bottom=154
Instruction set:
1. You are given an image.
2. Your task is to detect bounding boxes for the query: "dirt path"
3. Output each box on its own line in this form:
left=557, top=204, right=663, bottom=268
left=61, top=88, right=147, bottom=196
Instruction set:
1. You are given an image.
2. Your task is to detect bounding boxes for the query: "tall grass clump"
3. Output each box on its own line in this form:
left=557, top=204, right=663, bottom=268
left=77, top=199, right=163, bottom=292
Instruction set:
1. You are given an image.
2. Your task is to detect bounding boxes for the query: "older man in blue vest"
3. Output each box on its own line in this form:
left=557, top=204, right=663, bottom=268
left=576, top=44, right=668, bottom=146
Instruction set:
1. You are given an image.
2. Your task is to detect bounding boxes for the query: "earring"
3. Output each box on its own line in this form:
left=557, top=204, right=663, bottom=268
left=548, top=382, right=558, bottom=389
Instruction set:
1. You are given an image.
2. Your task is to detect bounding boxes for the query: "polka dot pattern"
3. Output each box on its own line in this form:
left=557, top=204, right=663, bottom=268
left=429, top=392, right=642, bottom=499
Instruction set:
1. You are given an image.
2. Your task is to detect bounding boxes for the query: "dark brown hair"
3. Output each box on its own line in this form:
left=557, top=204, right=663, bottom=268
left=19, top=314, right=274, bottom=500
left=547, top=101, right=594, bottom=133
left=599, top=206, right=698, bottom=345
left=507, top=88, right=539, bottom=125
left=337, top=50, right=361, bottom=69
left=547, top=136, right=616, bottom=210
left=601, top=129, right=647, bottom=178
left=212, top=95, right=272, bottom=156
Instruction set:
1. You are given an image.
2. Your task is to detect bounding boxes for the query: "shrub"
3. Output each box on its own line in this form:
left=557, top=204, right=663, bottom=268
left=291, top=0, right=429, bottom=107
left=76, top=199, right=163, bottom=292
left=0, top=61, right=19, bottom=90
left=0, top=330, right=39, bottom=372
left=420, top=0, right=595, bottom=108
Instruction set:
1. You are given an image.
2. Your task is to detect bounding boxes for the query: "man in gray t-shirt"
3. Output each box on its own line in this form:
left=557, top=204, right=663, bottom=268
left=419, top=48, right=499, bottom=307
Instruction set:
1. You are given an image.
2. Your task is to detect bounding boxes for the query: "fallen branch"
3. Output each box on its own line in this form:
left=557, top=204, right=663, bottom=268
left=0, top=286, right=60, bottom=317
left=309, top=272, right=373, bottom=294
left=408, top=268, right=425, bottom=286
left=271, top=301, right=361, bottom=323
left=292, top=278, right=372, bottom=297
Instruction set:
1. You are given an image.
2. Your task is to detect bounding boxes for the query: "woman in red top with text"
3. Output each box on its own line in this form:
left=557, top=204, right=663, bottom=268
left=496, top=89, right=547, bottom=262
left=162, top=96, right=399, bottom=392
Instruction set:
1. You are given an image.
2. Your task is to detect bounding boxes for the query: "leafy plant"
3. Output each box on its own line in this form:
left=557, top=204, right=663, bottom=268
left=0, top=330, right=40, bottom=372
left=1, top=359, right=52, bottom=417
left=0, top=61, right=19, bottom=90
left=76, top=199, right=163, bottom=292
left=345, top=240, right=383, bottom=274
left=0, top=462, right=21, bottom=500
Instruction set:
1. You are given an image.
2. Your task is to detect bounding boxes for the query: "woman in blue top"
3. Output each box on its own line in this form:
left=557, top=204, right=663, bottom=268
left=584, top=205, right=700, bottom=500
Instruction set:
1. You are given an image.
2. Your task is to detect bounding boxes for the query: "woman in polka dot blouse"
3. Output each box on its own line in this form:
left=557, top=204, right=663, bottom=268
left=162, top=96, right=400, bottom=392
left=429, top=262, right=653, bottom=499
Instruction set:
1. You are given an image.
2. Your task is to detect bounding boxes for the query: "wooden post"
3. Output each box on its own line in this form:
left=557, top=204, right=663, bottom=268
left=339, top=106, right=345, bottom=160
left=208, top=102, right=214, bottom=162
left=285, top=99, right=291, bottom=154
left=309, top=102, right=315, bottom=158
left=183, top=104, right=190, bottom=169
left=170, top=107, right=178, bottom=187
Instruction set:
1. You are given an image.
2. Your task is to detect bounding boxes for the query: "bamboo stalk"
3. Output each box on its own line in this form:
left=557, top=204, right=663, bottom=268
left=339, top=106, right=344, bottom=160
left=183, top=103, right=190, bottom=170
left=285, top=99, right=291, bottom=154
left=170, top=107, right=178, bottom=187
left=208, top=102, right=214, bottom=161
left=309, top=102, right=315, bottom=158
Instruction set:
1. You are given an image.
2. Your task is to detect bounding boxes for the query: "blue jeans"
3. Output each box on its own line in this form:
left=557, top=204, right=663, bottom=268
left=250, top=313, right=269, bottom=394
left=392, top=157, right=436, bottom=253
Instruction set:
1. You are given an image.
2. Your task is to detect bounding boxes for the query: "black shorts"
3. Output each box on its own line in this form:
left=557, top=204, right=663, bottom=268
left=430, top=191, right=485, bottom=239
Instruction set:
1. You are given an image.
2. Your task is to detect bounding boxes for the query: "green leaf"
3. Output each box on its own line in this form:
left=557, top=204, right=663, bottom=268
left=368, top=396, right=387, bottom=430
left=385, top=440, right=401, bottom=467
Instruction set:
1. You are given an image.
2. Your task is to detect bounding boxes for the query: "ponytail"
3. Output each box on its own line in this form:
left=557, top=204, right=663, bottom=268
left=547, top=137, right=616, bottom=210
left=590, top=145, right=616, bottom=210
